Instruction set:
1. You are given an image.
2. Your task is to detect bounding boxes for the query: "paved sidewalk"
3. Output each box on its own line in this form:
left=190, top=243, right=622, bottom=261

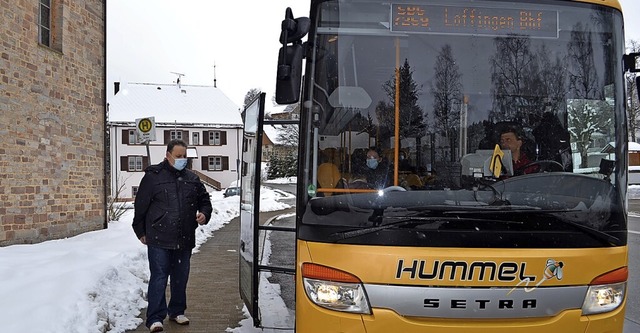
left=629, top=199, right=640, bottom=214
left=127, top=208, right=294, bottom=333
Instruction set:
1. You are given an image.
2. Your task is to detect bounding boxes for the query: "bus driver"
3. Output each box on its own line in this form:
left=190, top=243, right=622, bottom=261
left=499, top=126, right=538, bottom=176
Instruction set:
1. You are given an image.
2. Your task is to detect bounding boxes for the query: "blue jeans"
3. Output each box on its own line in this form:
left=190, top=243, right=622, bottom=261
left=145, top=245, right=192, bottom=327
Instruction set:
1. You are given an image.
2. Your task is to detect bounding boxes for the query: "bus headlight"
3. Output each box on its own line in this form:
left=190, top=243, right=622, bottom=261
left=581, top=282, right=626, bottom=315
left=301, top=263, right=371, bottom=314
left=303, top=278, right=371, bottom=314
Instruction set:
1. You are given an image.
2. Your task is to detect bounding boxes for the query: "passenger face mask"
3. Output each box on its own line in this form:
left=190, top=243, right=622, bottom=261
left=173, top=158, right=188, bottom=171
left=366, top=159, right=379, bottom=169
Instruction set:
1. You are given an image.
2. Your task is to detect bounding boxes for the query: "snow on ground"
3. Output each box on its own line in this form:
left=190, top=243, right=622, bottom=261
left=228, top=213, right=298, bottom=332
left=628, top=185, right=640, bottom=199
left=0, top=180, right=637, bottom=332
left=0, top=182, right=294, bottom=333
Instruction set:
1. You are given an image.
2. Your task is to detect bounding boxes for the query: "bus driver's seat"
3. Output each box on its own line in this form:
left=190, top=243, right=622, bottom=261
left=318, top=162, right=341, bottom=196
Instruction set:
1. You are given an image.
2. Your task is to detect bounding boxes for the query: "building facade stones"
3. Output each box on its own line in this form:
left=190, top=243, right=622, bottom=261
left=0, top=1, right=106, bottom=246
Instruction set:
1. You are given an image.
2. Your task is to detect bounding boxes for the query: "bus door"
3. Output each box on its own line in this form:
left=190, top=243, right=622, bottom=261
left=239, top=92, right=298, bottom=329
left=239, top=92, right=265, bottom=326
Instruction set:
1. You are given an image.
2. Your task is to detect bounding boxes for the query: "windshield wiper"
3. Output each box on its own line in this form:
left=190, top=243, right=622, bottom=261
left=444, top=208, right=620, bottom=245
left=328, top=216, right=523, bottom=242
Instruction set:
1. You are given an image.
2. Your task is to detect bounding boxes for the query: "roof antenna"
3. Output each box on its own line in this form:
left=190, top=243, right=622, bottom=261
left=170, top=72, right=185, bottom=88
left=213, top=62, right=217, bottom=88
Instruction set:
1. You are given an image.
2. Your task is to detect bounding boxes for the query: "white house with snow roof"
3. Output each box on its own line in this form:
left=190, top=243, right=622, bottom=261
left=107, top=82, right=243, bottom=200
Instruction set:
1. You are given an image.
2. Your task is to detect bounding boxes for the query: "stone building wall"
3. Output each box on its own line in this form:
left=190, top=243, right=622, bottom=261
left=0, top=1, right=106, bottom=245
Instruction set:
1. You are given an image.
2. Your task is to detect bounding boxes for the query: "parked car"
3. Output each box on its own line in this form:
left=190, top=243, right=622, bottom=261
left=223, top=186, right=240, bottom=198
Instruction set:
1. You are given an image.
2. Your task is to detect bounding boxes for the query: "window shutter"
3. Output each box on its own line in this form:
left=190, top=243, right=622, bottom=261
left=142, top=156, right=150, bottom=169
left=222, top=156, right=229, bottom=170
left=164, top=130, right=170, bottom=144
left=120, top=156, right=128, bottom=171
left=122, top=129, right=129, bottom=144
left=183, top=131, right=190, bottom=144
left=221, top=131, right=227, bottom=145
left=201, top=156, right=208, bottom=170
left=203, top=131, right=209, bottom=145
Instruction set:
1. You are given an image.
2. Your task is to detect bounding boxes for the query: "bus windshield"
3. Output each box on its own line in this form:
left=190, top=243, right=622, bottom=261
left=299, top=0, right=627, bottom=248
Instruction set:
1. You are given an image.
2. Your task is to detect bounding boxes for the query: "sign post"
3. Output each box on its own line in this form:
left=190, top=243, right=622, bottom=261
left=135, top=117, right=156, bottom=163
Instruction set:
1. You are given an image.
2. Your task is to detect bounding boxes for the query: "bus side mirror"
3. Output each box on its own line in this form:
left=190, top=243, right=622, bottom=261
left=276, top=44, right=304, bottom=104
left=276, top=8, right=309, bottom=105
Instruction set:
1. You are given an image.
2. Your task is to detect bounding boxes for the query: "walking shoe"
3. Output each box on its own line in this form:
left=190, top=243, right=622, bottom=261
left=169, top=314, right=190, bottom=325
left=149, top=322, right=163, bottom=332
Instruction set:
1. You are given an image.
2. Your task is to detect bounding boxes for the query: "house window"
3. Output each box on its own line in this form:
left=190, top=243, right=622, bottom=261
left=39, top=0, right=51, bottom=47
left=128, top=156, right=143, bottom=171
left=132, top=186, right=139, bottom=198
left=38, top=0, right=62, bottom=51
left=209, top=131, right=221, bottom=145
left=192, top=132, right=200, bottom=145
left=208, top=156, right=222, bottom=171
left=128, top=130, right=137, bottom=144
left=170, top=130, right=183, bottom=140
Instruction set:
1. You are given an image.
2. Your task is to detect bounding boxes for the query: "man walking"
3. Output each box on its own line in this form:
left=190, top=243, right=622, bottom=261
left=132, top=139, right=213, bottom=332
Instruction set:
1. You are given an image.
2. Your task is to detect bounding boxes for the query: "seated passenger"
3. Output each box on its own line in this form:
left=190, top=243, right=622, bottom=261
left=499, top=127, right=538, bottom=176
left=364, top=147, right=391, bottom=189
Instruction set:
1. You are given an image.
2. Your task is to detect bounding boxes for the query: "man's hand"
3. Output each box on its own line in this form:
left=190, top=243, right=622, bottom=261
left=139, top=236, right=146, bottom=244
left=196, top=212, right=206, bottom=225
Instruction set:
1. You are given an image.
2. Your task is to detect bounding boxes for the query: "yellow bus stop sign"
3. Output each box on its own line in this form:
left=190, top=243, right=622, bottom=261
left=138, top=118, right=152, bottom=132
left=135, top=117, right=156, bottom=142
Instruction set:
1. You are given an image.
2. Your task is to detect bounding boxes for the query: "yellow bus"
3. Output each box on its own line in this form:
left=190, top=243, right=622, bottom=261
left=240, top=0, right=640, bottom=331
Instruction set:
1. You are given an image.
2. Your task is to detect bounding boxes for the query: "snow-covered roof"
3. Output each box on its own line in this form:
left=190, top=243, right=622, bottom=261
left=265, top=103, right=289, bottom=116
left=108, top=82, right=242, bottom=126
left=601, top=141, right=640, bottom=153
left=262, top=124, right=282, bottom=145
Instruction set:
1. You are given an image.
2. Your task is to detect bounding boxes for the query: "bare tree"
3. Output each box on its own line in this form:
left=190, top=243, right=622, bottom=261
left=431, top=44, right=463, bottom=160
left=275, top=124, right=299, bottom=147
left=567, top=24, right=601, bottom=99
left=490, top=36, right=536, bottom=122
left=107, top=173, right=132, bottom=221
left=490, top=36, right=568, bottom=125
left=536, top=45, right=568, bottom=114
left=566, top=23, right=608, bottom=167
left=243, top=88, right=262, bottom=110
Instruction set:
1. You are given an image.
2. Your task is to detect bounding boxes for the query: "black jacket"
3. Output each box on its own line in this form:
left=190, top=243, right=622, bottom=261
left=132, top=160, right=213, bottom=250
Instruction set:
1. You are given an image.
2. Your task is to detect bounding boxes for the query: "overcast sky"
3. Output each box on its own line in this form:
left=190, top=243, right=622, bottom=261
left=106, top=0, right=307, bottom=109
left=106, top=0, right=640, bottom=109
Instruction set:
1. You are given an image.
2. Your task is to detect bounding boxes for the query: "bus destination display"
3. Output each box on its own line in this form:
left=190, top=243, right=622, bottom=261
left=391, top=4, right=558, bottom=38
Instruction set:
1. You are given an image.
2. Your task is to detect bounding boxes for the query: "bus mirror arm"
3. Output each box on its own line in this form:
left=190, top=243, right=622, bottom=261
left=279, top=8, right=310, bottom=45
left=276, top=8, right=310, bottom=105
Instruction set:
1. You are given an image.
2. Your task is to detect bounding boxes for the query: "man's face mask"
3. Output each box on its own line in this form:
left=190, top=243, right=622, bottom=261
left=366, top=158, right=379, bottom=169
left=173, top=158, right=188, bottom=171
